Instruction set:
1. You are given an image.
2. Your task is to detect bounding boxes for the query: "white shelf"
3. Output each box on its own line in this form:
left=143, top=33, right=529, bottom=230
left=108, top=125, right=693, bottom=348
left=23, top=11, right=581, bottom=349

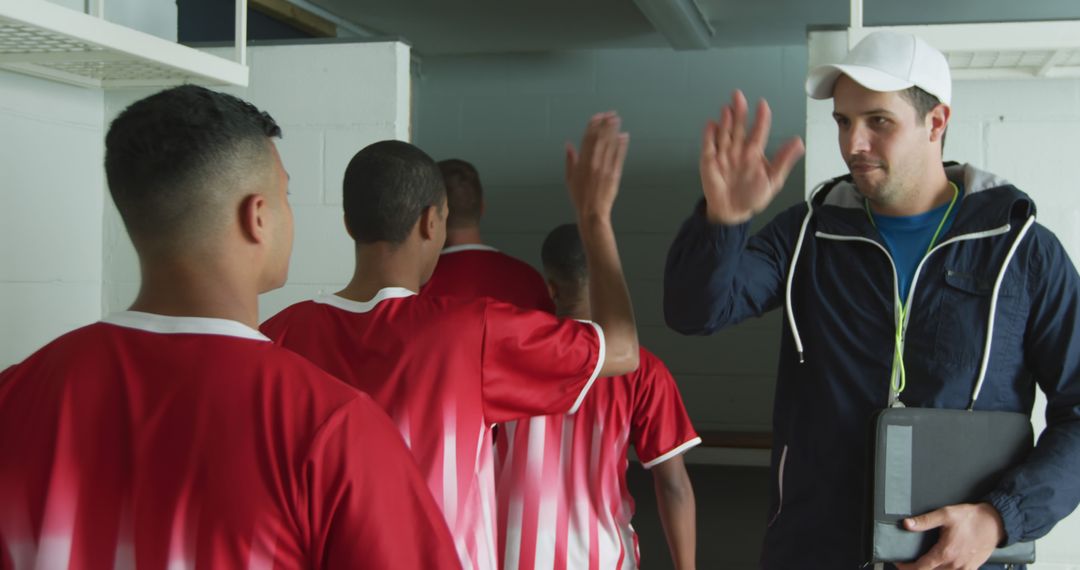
left=0, top=0, right=249, bottom=88
left=848, top=21, right=1080, bottom=80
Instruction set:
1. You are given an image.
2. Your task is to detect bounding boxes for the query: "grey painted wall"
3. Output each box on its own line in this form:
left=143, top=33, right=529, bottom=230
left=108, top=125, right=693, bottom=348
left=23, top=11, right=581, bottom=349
left=414, top=46, right=810, bottom=432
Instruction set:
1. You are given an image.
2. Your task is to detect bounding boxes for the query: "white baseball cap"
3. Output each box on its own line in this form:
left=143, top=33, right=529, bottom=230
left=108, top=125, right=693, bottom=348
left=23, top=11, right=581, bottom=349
left=805, top=31, right=951, bottom=106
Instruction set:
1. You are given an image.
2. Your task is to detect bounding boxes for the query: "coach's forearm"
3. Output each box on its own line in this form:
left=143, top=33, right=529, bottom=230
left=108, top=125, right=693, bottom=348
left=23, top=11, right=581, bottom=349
left=579, top=213, right=638, bottom=377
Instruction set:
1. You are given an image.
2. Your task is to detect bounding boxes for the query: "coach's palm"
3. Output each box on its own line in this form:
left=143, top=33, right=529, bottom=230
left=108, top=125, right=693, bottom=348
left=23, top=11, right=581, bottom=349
left=701, top=90, right=804, bottom=225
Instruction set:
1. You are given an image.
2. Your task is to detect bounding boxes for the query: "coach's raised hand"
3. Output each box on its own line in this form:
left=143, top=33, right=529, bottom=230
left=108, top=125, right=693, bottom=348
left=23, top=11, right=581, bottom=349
left=564, top=112, right=639, bottom=376
left=700, top=90, right=805, bottom=225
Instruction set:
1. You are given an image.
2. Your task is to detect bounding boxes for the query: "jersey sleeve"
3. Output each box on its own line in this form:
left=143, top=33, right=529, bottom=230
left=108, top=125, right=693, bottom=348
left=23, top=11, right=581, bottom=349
left=631, top=350, right=701, bottom=469
left=302, top=392, right=460, bottom=569
left=480, top=300, right=605, bottom=424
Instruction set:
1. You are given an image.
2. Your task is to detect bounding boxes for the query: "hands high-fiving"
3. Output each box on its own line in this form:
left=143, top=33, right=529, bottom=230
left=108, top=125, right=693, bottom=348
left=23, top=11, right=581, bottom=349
left=700, top=90, right=805, bottom=225
left=565, top=112, right=630, bottom=222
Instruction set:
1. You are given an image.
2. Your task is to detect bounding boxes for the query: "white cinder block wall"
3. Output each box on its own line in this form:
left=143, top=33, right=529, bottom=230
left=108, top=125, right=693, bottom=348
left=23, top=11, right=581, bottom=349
left=101, top=41, right=413, bottom=323
left=807, top=30, right=1080, bottom=570
left=414, top=46, right=809, bottom=434
left=0, top=0, right=175, bottom=369
left=0, top=72, right=104, bottom=369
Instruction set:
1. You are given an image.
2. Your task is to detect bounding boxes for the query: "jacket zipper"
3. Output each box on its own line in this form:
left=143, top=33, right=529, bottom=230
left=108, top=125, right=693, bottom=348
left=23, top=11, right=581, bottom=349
left=814, top=225, right=1011, bottom=405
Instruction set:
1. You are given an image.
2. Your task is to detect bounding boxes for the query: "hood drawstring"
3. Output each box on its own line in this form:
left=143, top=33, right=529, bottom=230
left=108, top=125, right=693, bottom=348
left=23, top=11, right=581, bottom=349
left=785, top=182, right=828, bottom=364
left=969, top=215, right=1036, bottom=410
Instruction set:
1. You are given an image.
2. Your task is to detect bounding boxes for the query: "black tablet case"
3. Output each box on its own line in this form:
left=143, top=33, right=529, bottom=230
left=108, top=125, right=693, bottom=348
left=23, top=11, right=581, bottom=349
left=866, top=407, right=1036, bottom=564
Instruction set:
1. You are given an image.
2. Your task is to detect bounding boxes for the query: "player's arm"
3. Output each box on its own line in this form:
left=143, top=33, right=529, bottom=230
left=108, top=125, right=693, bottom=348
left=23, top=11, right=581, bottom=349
left=653, top=455, right=697, bottom=570
left=565, top=113, right=638, bottom=376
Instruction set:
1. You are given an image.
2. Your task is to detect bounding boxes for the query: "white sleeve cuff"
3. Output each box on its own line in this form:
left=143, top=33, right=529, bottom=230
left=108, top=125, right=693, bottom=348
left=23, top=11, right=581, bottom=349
left=642, top=437, right=702, bottom=469
left=568, top=320, right=606, bottom=415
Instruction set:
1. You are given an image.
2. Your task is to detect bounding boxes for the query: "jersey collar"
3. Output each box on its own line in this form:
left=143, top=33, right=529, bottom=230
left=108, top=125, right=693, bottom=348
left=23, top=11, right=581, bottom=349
left=314, top=287, right=417, bottom=314
left=441, top=244, right=499, bottom=255
left=102, top=311, right=270, bottom=341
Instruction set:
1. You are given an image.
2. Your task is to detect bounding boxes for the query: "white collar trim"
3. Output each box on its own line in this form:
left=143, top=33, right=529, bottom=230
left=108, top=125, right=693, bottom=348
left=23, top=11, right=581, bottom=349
left=102, top=311, right=270, bottom=341
left=441, top=244, right=498, bottom=255
left=313, top=287, right=417, bottom=314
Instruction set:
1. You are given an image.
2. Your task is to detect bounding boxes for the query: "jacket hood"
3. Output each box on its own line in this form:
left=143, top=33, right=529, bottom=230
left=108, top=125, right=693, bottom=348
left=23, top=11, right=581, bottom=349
left=809, top=162, right=1036, bottom=225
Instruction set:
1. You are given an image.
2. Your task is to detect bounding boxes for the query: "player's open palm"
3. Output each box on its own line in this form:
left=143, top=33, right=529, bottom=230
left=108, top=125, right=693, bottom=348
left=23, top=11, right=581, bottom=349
left=701, top=90, right=804, bottom=225
left=565, top=112, right=629, bottom=220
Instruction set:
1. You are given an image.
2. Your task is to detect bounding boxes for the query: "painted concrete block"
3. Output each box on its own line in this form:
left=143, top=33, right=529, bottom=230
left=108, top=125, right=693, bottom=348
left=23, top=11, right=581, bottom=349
left=414, top=96, right=462, bottom=148
left=286, top=205, right=355, bottom=285
left=0, top=282, right=102, bottom=369
left=0, top=69, right=103, bottom=127
left=250, top=43, right=405, bottom=127
left=687, top=46, right=784, bottom=106
left=952, top=79, right=1080, bottom=123
left=459, top=95, right=550, bottom=142
left=642, top=323, right=781, bottom=377
left=596, top=49, right=689, bottom=95
left=0, top=113, right=103, bottom=283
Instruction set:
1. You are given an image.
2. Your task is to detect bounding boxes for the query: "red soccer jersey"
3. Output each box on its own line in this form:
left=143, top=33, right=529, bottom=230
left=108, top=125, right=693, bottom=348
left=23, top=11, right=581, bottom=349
left=422, top=245, right=556, bottom=313
left=494, top=347, right=700, bottom=570
left=0, top=312, right=459, bottom=570
left=261, top=289, right=604, bottom=570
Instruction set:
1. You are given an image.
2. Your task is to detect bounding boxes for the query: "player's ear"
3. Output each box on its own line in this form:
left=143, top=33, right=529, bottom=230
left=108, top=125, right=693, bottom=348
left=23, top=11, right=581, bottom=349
left=239, top=193, right=267, bottom=244
left=343, top=213, right=356, bottom=240
left=545, top=278, right=559, bottom=304
left=418, top=204, right=441, bottom=241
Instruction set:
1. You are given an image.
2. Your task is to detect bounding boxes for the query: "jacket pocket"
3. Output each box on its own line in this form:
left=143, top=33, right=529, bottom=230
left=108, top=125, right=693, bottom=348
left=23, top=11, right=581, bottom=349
left=932, top=268, right=1023, bottom=369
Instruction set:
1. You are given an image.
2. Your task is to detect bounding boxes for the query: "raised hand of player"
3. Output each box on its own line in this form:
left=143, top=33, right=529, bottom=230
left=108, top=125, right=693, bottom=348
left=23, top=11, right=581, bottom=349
left=700, top=90, right=804, bottom=225
left=565, top=112, right=630, bottom=222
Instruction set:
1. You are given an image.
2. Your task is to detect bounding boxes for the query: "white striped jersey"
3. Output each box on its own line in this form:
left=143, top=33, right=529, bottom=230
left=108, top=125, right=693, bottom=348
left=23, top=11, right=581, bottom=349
left=261, top=289, right=605, bottom=570
left=495, top=347, right=700, bottom=570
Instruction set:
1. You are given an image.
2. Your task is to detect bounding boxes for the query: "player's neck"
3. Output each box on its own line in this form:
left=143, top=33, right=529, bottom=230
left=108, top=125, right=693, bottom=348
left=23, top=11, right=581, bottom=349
left=443, top=226, right=483, bottom=248
left=338, top=244, right=422, bottom=302
left=128, top=257, right=260, bottom=328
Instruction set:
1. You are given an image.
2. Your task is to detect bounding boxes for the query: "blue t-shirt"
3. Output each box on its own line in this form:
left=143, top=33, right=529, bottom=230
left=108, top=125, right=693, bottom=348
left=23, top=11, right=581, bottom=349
left=871, top=186, right=961, bottom=302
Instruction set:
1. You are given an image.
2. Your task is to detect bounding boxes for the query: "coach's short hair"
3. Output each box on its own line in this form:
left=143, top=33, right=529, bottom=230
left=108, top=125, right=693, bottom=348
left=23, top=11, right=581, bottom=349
left=105, top=85, right=281, bottom=245
left=342, top=140, right=446, bottom=244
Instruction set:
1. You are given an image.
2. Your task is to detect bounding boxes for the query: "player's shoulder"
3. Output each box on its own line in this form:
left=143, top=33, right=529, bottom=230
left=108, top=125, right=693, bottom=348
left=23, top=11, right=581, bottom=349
left=262, top=299, right=321, bottom=326
left=414, top=290, right=489, bottom=319
left=1, top=322, right=113, bottom=379
left=251, top=340, right=367, bottom=406
left=493, top=251, right=543, bottom=275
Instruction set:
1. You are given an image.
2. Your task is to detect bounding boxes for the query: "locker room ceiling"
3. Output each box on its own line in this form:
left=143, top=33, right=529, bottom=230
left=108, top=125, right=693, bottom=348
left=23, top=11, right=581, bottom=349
left=310, top=0, right=1080, bottom=55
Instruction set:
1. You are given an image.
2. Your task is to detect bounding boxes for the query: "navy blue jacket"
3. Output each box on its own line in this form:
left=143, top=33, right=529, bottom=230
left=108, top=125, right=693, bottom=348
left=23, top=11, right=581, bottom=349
left=664, top=164, right=1080, bottom=569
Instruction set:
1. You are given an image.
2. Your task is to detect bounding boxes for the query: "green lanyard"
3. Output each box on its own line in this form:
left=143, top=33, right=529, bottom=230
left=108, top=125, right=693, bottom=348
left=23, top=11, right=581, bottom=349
left=865, top=182, right=960, bottom=404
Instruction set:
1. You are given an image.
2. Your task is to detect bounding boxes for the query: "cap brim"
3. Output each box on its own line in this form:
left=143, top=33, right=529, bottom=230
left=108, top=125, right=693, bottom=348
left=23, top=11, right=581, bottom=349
left=805, top=64, right=915, bottom=99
